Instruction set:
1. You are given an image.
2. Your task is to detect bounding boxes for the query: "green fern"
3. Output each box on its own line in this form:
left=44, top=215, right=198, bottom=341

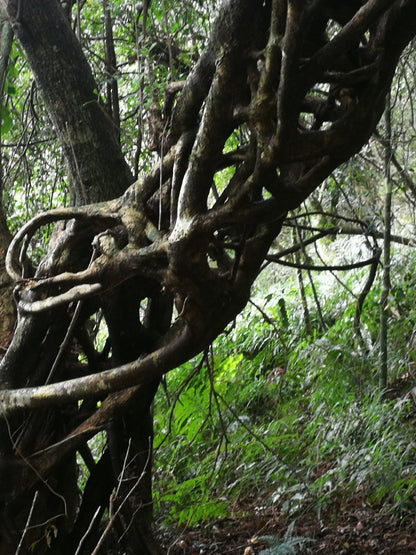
left=259, top=522, right=312, bottom=554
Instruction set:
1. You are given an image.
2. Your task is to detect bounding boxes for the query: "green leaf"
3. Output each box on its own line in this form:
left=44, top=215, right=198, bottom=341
left=1, top=105, right=12, bottom=135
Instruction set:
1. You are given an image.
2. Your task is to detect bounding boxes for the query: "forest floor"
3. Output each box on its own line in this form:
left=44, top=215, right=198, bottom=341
left=163, top=376, right=416, bottom=554
left=163, top=499, right=416, bottom=554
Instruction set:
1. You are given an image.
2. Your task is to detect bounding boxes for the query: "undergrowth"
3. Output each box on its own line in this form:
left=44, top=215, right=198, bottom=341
left=153, top=251, right=416, bottom=537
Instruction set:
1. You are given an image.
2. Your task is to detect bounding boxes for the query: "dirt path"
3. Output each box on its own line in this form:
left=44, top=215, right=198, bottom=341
left=163, top=502, right=416, bottom=554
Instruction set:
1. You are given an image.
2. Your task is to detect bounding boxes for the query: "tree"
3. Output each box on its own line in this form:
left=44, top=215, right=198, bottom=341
left=0, top=0, right=415, bottom=553
left=0, top=12, right=14, bottom=349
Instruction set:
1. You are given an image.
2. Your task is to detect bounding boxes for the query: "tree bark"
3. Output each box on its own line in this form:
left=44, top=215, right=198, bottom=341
left=0, top=2, right=156, bottom=552
left=2, top=0, right=133, bottom=204
left=0, top=1, right=415, bottom=553
left=379, top=90, right=393, bottom=391
left=0, top=9, right=15, bottom=350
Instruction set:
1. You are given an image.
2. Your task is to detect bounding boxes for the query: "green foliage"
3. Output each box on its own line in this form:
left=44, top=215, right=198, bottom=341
left=2, top=37, right=67, bottom=247
left=153, top=248, right=416, bottom=533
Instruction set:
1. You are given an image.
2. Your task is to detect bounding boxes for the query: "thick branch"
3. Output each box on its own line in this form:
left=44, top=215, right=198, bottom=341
left=0, top=323, right=192, bottom=415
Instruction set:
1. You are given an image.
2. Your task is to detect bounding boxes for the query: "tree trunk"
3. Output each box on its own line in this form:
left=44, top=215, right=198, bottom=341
left=0, top=10, right=15, bottom=350
left=0, top=1, right=415, bottom=553
left=0, top=2, right=158, bottom=552
left=3, top=0, right=133, bottom=205
left=379, top=91, right=393, bottom=392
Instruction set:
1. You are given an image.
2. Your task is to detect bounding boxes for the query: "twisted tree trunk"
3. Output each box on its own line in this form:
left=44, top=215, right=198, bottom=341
left=0, top=1, right=415, bottom=553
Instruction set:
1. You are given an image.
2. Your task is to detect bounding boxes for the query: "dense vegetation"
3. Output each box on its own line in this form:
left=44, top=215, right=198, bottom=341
left=0, top=1, right=416, bottom=553
left=153, top=252, right=416, bottom=549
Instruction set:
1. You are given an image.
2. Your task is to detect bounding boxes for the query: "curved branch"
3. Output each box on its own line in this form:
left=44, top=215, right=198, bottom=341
left=268, top=253, right=381, bottom=272
left=322, top=58, right=382, bottom=86
left=0, top=323, right=193, bottom=415
left=5, top=201, right=120, bottom=281
left=305, top=0, right=395, bottom=80
left=16, top=384, right=149, bottom=500
left=14, top=239, right=169, bottom=314
left=354, top=248, right=381, bottom=348
left=18, top=283, right=102, bottom=314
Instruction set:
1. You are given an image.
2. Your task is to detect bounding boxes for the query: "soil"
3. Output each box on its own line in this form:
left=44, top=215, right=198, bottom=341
left=162, top=501, right=416, bottom=554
